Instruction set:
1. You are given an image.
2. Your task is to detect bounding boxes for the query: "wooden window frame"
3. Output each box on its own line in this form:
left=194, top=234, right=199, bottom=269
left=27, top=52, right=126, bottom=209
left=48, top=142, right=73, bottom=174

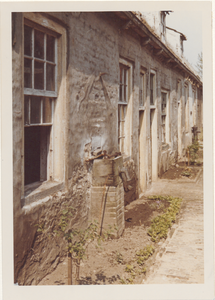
left=118, top=58, right=133, bottom=156
left=161, top=90, right=170, bottom=144
left=22, top=13, right=67, bottom=203
left=24, top=19, right=58, bottom=98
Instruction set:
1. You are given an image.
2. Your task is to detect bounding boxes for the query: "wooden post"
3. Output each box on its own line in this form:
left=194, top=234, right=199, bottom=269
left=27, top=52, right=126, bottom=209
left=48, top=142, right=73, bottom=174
left=188, top=149, right=190, bottom=166
left=68, top=252, right=72, bottom=285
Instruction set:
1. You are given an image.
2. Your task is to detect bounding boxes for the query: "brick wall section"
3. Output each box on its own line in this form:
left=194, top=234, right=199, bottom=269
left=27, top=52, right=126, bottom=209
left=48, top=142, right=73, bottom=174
left=90, top=183, right=125, bottom=237
left=90, top=156, right=125, bottom=237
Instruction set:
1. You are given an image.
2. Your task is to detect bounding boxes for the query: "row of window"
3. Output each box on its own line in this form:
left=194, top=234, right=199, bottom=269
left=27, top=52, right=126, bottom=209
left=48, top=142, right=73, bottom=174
left=23, top=18, right=197, bottom=189
left=118, top=61, right=198, bottom=154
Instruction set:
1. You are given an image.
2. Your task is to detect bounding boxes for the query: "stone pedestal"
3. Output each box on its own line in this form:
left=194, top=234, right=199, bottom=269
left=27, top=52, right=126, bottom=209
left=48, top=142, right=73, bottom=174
left=90, top=156, right=125, bottom=237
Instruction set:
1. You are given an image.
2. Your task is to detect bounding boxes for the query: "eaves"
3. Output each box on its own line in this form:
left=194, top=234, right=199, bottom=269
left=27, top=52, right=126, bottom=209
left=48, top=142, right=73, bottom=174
left=115, top=11, right=202, bottom=87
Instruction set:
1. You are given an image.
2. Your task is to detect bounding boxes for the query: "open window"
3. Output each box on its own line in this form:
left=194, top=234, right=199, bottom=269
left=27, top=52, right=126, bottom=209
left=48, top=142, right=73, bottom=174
left=24, top=21, right=57, bottom=186
left=22, top=13, right=67, bottom=204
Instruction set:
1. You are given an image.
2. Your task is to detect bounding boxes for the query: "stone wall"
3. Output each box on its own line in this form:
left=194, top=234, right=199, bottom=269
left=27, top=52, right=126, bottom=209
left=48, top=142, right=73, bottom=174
left=16, top=164, right=92, bottom=285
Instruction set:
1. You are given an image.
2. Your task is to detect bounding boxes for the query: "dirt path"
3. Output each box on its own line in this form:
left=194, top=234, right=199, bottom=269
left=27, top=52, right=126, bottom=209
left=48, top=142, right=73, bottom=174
left=38, top=158, right=203, bottom=285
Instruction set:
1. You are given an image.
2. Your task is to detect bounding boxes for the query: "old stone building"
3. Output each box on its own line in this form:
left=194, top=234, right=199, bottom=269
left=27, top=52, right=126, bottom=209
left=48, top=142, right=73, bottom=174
left=12, top=11, right=203, bottom=284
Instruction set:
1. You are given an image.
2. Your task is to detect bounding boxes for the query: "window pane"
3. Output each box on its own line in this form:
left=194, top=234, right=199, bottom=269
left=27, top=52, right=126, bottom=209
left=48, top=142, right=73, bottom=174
left=150, top=74, right=154, bottom=105
left=30, top=97, right=41, bottom=124
left=140, top=74, right=144, bottom=106
left=24, top=58, right=32, bottom=88
left=124, top=70, right=127, bottom=102
left=43, top=98, right=52, bottom=123
left=139, top=89, right=143, bottom=106
left=46, top=35, right=55, bottom=62
left=34, top=61, right=44, bottom=90
left=46, top=64, right=55, bottom=91
left=161, top=93, right=166, bottom=114
left=120, top=66, right=123, bottom=84
left=34, top=29, right=44, bottom=59
left=24, top=96, right=30, bottom=125
left=24, top=25, right=32, bottom=56
left=119, top=84, right=122, bottom=101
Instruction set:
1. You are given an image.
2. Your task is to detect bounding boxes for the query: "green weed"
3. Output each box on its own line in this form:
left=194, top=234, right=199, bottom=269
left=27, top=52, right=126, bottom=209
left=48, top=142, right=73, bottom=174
left=181, top=171, right=191, bottom=177
left=136, top=245, right=155, bottom=266
left=147, top=196, right=182, bottom=242
left=115, top=251, right=125, bottom=265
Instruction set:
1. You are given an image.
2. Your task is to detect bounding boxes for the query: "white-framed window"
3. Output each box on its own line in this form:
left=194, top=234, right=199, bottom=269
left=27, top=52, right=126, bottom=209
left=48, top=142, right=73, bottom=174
left=24, top=21, right=58, bottom=97
left=23, top=14, right=66, bottom=192
left=161, top=90, right=169, bottom=144
left=118, top=58, right=132, bottom=156
left=119, top=63, right=129, bottom=103
left=139, top=70, right=146, bottom=108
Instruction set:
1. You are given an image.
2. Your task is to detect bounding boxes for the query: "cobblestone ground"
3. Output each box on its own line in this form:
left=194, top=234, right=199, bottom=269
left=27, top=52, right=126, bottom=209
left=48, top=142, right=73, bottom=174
left=143, top=168, right=204, bottom=284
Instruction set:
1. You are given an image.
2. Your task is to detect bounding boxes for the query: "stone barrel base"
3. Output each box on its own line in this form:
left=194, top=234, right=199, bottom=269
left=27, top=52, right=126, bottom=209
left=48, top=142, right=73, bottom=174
left=90, top=183, right=125, bottom=237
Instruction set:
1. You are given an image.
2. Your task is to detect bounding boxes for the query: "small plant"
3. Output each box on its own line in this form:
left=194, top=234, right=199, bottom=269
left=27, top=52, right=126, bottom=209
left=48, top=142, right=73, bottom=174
left=147, top=196, right=182, bottom=242
left=119, top=277, right=126, bottom=284
left=141, top=267, right=146, bottom=274
left=115, top=251, right=125, bottom=265
left=187, top=140, right=200, bottom=165
left=103, top=225, right=115, bottom=240
left=35, top=222, right=45, bottom=233
left=196, top=160, right=202, bottom=166
left=125, top=264, right=136, bottom=278
left=126, top=277, right=134, bottom=284
left=64, top=220, right=101, bottom=284
left=148, top=200, right=164, bottom=210
left=136, top=245, right=155, bottom=266
left=181, top=171, right=191, bottom=177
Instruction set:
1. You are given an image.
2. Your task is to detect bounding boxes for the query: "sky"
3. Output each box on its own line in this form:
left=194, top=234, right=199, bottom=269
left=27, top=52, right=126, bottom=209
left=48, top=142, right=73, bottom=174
left=166, top=11, right=202, bottom=70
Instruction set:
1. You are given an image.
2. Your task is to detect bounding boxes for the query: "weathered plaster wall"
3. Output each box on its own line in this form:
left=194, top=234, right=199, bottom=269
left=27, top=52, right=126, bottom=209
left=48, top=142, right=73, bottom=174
left=12, top=12, right=25, bottom=281
left=67, top=12, right=119, bottom=176
left=16, top=163, right=92, bottom=285
left=140, top=11, right=161, bottom=36
left=166, top=29, right=182, bottom=57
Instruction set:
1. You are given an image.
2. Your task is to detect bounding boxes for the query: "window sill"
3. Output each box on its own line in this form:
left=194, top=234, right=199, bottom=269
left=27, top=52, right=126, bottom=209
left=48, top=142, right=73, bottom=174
left=22, top=180, right=64, bottom=207
left=150, top=105, right=156, bottom=109
left=139, top=106, right=145, bottom=111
